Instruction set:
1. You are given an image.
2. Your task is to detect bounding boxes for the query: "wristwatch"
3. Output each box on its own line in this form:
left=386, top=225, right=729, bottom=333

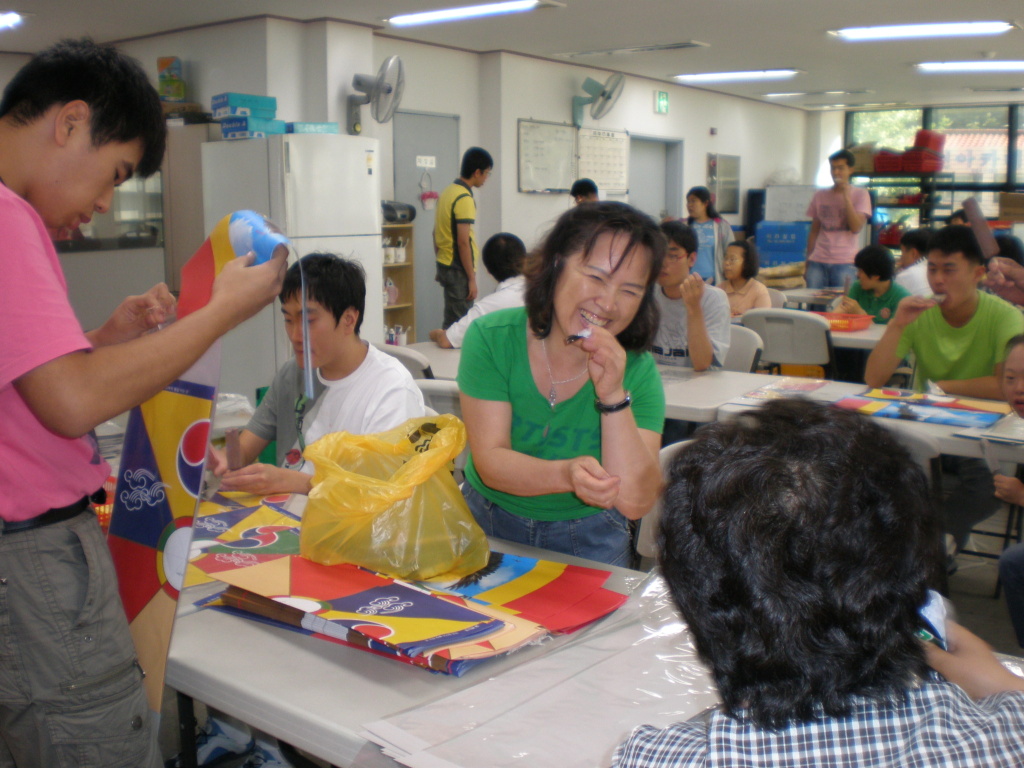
left=595, top=391, right=632, bottom=414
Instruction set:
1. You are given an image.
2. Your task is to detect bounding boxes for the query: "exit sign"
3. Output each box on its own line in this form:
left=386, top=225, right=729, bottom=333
left=654, top=91, right=669, bottom=114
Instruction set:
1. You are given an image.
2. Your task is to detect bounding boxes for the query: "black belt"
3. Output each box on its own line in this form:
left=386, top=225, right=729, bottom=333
left=2, top=489, right=105, bottom=534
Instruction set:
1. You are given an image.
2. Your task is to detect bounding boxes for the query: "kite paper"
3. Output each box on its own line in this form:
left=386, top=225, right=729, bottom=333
left=833, top=395, right=1005, bottom=429
left=187, top=501, right=624, bottom=675
left=106, top=211, right=288, bottom=711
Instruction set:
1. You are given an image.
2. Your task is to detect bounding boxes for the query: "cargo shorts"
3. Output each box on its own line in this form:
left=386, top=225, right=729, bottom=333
left=0, top=511, right=159, bottom=768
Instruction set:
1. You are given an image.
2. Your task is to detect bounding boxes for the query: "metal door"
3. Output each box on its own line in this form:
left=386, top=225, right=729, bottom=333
left=628, top=137, right=685, bottom=220
left=393, top=111, right=460, bottom=338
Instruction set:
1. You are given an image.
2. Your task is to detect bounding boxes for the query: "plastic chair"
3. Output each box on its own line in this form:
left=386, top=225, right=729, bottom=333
left=741, top=308, right=835, bottom=379
left=373, top=343, right=435, bottom=379
left=766, top=287, right=786, bottom=309
left=415, top=379, right=461, bottom=418
left=722, top=325, right=763, bottom=373
left=635, top=440, right=692, bottom=569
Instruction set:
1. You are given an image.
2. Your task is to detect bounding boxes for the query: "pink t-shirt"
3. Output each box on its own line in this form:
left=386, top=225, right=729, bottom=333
left=0, top=184, right=109, bottom=521
left=806, top=186, right=872, bottom=265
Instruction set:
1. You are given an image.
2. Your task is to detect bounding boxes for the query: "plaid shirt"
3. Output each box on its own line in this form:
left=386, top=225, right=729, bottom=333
left=612, top=678, right=1024, bottom=767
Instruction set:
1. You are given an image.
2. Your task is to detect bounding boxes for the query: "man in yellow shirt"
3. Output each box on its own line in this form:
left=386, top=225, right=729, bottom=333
left=434, top=146, right=493, bottom=328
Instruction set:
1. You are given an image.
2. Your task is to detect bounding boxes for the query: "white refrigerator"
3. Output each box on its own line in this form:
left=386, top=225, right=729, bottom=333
left=201, top=134, right=383, bottom=398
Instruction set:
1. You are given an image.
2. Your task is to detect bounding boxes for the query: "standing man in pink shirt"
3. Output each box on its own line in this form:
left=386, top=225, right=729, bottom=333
left=804, top=149, right=873, bottom=289
left=0, top=39, right=285, bottom=767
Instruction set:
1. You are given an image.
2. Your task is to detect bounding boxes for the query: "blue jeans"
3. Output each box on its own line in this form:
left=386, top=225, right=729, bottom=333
left=805, top=260, right=857, bottom=290
left=462, top=484, right=633, bottom=567
left=1000, top=543, right=1024, bottom=648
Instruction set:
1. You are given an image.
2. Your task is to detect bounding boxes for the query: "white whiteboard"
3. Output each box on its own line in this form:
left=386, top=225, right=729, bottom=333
left=517, top=119, right=576, bottom=193
left=578, top=128, right=630, bottom=194
left=765, top=185, right=817, bottom=222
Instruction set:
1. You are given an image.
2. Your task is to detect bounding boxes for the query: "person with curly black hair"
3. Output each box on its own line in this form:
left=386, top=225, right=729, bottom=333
left=615, top=399, right=1024, bottom=767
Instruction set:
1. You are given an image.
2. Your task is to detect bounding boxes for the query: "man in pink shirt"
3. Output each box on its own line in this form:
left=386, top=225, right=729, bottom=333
left=804, top=149, right=873, bottom=289
left=0, top=40, right=285, bottom=767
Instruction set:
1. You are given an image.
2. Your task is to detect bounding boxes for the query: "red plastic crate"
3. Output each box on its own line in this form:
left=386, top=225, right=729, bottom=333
left=913, top=129, right=945, bottom=153
left=874, top=151, right=903, bottom=172
left=902, top=148, right=943, bottom=173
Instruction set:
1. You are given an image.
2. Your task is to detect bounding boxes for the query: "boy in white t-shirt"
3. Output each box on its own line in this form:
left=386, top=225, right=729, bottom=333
left=429, top=232, right=527, bottom=349
left=197, top=253, right=425, bottom=768
left=210, top=253, right=424, bottom=496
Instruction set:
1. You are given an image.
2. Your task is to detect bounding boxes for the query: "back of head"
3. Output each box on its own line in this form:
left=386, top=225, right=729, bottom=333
left=854, top=244, right=895, bottom=281
left=660, top=219, right=698, bottom=255
left=947, top=208, right=967, bottom=225
left=0, top=38, right=166, bottom=177
left=570, top=178, right=599, bottom=199
left=460, top=146, right=493, bottom=179
left=282, top=253, right=366, bottom=333
left=659, top=399, right=937, bottom=729
left=524, top=201, right=665, bottom=351
left=930, top=224, right=985, bottom=266
left=482, top=232, right=526, bottom=281
left=900, top=228, right=931, bottom=256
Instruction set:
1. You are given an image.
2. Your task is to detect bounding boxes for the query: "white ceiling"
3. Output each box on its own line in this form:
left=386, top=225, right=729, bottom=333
left=3, top=0, right=1024, bottom=110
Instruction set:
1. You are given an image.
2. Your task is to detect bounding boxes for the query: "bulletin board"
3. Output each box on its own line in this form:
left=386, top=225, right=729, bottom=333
left=578, top=128, right=630, bottom=194
left=765, top=185, right=817, bottom=222
left=517, top=119, right=577, bottom=193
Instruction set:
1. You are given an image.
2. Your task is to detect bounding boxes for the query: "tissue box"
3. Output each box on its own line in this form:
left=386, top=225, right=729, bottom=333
left=287, top=122, right=340, bottom=134
left=211, top=92, right=277, bottom=120
left=220, top=116, right=287, bottom=139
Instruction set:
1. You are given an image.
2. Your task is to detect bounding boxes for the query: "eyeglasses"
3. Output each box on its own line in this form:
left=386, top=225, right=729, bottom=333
left=724, top=256, right=744, bottom=264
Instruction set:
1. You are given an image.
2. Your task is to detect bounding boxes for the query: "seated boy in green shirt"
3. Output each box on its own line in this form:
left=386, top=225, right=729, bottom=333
left=838, top=244, right=910, bottom=324
left=866, top=225, right=1024, bottom=555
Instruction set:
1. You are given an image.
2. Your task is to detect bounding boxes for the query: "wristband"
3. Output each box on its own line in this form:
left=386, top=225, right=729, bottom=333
left=595, top=391, right=632, bottom=414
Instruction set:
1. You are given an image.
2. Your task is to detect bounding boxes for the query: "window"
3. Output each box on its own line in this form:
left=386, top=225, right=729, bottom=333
left=934, top=106, right=1010, bottom=184
left=845, top=104, right=1022, bottom=227
left=849, top=109, right=923, bottom=150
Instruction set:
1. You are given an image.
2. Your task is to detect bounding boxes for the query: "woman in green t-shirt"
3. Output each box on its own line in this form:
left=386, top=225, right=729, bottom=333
left=457, top=202, right=666, bottom=567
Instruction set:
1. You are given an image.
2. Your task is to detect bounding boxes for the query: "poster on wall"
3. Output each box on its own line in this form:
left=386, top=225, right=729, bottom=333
left=707, top=153, right=740, bottom=214
left=578, top=128, right=630, bottom=195
left=518, top=119, right=576, bottom=193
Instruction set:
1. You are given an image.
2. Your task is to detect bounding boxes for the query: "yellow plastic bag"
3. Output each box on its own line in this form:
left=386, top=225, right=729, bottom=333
left=300, top=415, right=489, bottom=581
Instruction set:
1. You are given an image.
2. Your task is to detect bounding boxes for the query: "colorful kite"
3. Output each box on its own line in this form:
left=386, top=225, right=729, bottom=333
left=106, top=211, right=288, bottom=711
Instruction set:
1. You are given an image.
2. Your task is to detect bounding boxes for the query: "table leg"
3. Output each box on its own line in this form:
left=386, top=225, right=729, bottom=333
left=176, top=691, right=199, bottom=768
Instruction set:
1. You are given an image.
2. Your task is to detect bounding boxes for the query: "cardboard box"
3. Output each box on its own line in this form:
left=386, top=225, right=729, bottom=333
left=287, top=122, right=340, bottom=134
left=211, top=92, right=277, bottom=119
left=220, top=116, right=287, bottom=139
left=999, top=193, right=1024, bottom=223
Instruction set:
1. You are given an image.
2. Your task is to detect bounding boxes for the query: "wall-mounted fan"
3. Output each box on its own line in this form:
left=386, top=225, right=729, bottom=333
left=572, top=72, right=624, bottom=127
left=347, top=55, right=405, bottom=135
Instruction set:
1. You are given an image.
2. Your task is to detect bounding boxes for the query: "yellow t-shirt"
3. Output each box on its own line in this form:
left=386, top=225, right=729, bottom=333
left=433, top=179, right=479, bottom=269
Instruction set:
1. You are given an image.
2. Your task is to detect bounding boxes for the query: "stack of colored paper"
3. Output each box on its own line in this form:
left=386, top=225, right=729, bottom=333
left=188, top=501, right=627, bottom=675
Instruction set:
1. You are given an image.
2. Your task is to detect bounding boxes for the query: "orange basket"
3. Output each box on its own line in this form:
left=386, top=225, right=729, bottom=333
left=812, top=312, right=873, bottom=332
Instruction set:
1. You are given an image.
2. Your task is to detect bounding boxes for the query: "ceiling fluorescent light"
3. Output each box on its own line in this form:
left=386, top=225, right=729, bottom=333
left=0, top=11, right=22, bottom=30
left=558, top=41, right=708, bottom=57
left=386, top=0, right=562, bottom=27
left=916, top=60, right=1024, bottom=73
left=674, top=69, right=800, bottom=83
left=763, top=89, right=870, bottom=98
left=831, top=21, right=1015, bottom=41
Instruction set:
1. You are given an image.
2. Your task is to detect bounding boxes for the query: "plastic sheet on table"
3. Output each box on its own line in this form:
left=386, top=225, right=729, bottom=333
left=358, top=570, right=719, bottom=768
